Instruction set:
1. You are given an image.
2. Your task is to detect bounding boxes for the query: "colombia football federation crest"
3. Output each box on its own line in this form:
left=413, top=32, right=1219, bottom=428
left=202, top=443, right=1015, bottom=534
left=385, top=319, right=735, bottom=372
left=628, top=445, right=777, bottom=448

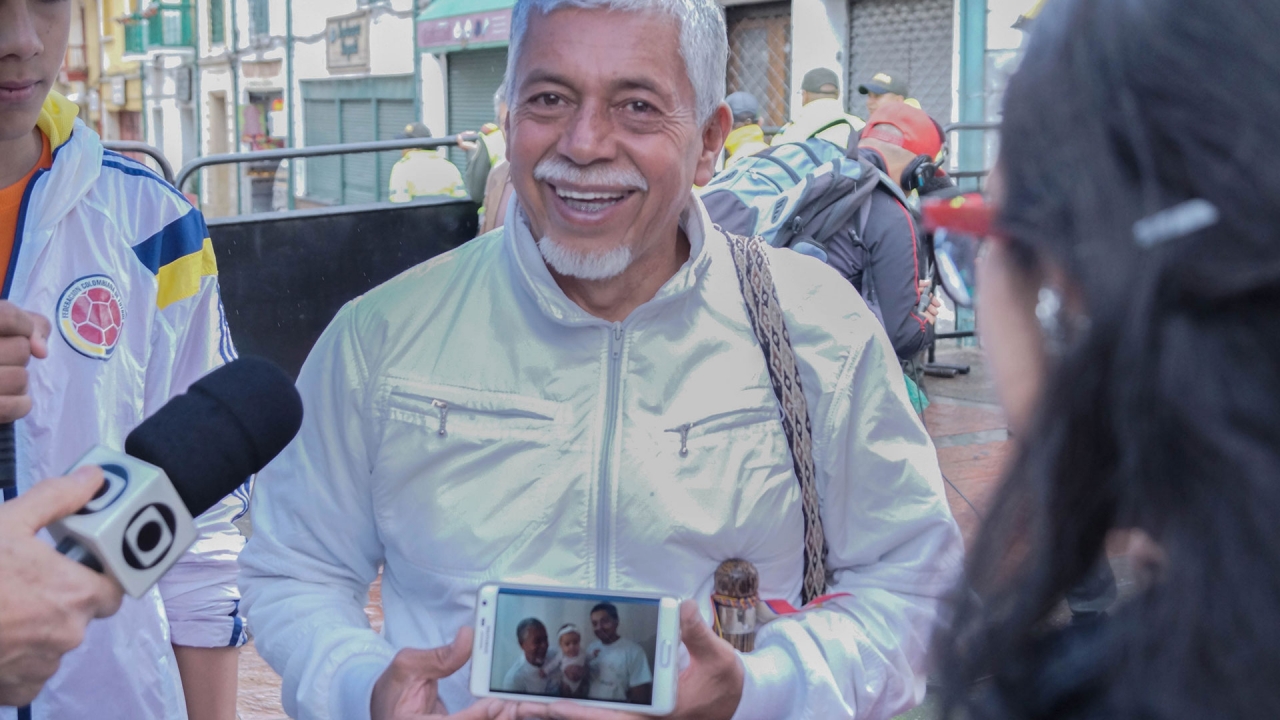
left=57, top=275, right=125, bottom=360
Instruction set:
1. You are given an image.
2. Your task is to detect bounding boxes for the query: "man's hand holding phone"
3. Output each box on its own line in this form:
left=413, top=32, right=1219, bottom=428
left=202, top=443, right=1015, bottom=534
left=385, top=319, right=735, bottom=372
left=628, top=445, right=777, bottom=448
left=543, top=601, right=742, bottom=720
left=370, top=629, right=554, bottom=720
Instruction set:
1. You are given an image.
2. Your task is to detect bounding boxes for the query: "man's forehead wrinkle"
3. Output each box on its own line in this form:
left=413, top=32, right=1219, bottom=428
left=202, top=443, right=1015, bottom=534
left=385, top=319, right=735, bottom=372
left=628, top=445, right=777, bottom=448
left=518, top=6, right=692, bottom=104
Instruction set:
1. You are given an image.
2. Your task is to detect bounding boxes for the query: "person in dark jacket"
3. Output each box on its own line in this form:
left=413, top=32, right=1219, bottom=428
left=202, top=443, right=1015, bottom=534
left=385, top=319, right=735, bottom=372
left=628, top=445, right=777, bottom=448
left=817, top=102, right=945, bottom=361
left=822, top=161, right=940, bottom=361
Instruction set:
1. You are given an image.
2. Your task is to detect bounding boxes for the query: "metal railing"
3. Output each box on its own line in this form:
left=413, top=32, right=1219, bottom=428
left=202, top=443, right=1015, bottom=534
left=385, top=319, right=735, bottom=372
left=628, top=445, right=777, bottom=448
left=102, top=141, right=176, bottom=184
left=174, top=136, right=463, bottom=193
left=925, top=122, right=1003, bottom=360
left=942, top=121, right=1001, bottom=184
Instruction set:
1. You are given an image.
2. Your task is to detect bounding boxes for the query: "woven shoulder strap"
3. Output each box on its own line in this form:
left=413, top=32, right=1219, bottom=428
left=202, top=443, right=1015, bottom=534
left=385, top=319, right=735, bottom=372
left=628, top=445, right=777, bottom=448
left=724, top=231, right=828, bottom=605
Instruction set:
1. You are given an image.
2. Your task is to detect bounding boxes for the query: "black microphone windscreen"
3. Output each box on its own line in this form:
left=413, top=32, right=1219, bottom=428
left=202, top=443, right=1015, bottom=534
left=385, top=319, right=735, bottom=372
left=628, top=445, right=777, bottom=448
left=124, top=357, right=303, bottom=517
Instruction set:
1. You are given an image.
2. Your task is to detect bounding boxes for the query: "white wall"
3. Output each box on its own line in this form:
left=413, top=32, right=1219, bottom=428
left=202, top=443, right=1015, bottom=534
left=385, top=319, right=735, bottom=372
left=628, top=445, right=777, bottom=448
left=421, top=53, right=447, bottom=141
left=788, top=0, right=848, bottom=119
left=491, top=595, right=660, bottom=692
left=288, top=0, right=418, bottom=199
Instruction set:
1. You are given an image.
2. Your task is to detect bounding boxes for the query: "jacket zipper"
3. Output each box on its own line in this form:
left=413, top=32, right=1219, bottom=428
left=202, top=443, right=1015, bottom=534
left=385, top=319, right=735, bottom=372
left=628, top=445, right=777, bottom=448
left=596, top=322, right=624, bottom=589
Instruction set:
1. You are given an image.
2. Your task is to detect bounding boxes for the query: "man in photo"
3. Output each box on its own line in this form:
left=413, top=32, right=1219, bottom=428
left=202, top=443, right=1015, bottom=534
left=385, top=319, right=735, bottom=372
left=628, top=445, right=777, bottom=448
left=501, top=617, right=552, bottom=694
left=586, top=603, right=652, bottom=705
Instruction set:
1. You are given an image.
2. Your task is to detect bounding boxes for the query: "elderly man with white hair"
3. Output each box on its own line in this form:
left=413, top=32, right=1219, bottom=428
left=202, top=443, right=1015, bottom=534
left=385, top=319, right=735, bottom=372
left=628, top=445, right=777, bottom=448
left=238, top=1, right=963, bottom=719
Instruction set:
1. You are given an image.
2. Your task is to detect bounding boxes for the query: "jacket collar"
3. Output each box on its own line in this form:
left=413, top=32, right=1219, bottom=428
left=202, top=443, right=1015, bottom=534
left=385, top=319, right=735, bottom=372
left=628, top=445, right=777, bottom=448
left=505, top=192, right=717, bottom=326
left=36, top=91, right=78, bottom=150
left=27, top=94, right=102, bottom=232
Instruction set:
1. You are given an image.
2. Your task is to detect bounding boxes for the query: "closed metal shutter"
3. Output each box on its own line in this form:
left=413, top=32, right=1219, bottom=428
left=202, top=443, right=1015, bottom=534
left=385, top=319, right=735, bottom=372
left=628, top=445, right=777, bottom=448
left=726, top=2, right=792, bottom=131
left=304, top=98, right=341, bottom=204
left=447, top=47, right=508, bottom=171
left=340, top=100, right=377, bottom=204
left=301, top=75, right=416, bottom=205
left=376, top=99, right=415, bottom=202
left=847, top=0, right=954, bottom=123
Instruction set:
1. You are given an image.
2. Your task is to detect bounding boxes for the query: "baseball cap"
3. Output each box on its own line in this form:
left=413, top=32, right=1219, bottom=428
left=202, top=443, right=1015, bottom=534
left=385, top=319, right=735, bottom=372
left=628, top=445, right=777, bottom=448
left=725, top=91, right=761, bottom=123
left=861, top=102, right=944, bottom=158
left=397, top=122, right=433, bottom=139
left=858, top=72, right=910, bottom=97
left=801, top=68, right=841, bottom=95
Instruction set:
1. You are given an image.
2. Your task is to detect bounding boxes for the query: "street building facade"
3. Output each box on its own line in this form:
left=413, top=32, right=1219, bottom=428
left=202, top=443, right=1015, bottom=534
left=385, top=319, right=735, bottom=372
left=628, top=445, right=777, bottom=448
left=67, top=0, right=1028, bottom=217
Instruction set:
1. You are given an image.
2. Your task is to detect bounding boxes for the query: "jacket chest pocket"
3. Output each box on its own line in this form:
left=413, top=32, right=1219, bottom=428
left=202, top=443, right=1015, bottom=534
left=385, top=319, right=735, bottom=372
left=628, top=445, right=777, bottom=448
left=379, top=377, right=564, bottom=440
left=371, top=377, right=585, bottom=577
left=622, top=393, right=800, bottom=547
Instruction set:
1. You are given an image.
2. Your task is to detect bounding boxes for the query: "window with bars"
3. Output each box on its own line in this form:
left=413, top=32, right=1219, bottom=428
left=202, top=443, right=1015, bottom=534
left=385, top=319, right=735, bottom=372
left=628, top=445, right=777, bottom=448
left=249, top=0, right=270, bottom=38
left=725, top=2, right=792, bottom=131
left=209, top=0, right=225, bottom=45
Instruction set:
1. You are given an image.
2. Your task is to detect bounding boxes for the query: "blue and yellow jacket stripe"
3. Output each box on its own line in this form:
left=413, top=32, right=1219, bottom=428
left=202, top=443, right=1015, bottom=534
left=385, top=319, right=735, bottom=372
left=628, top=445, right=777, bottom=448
left=38, top=92, right=219, bottom=312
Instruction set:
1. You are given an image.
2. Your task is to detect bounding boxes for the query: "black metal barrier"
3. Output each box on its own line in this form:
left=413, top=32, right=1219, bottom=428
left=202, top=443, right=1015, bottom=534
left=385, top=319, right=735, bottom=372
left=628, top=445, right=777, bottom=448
left=208, top=196, right=479, bottom=378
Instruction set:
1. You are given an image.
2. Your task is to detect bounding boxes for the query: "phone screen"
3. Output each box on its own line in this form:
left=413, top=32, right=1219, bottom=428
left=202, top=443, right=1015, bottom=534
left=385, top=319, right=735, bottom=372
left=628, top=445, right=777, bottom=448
left=489, top=587, right=662, bottom=706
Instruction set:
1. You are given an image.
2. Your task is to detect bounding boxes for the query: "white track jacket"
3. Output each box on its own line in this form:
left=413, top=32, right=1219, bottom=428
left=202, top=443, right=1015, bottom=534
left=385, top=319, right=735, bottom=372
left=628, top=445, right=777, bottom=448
left=0, top=95, right=245, bottom=720
left=240, top=197, right=964, bottom=720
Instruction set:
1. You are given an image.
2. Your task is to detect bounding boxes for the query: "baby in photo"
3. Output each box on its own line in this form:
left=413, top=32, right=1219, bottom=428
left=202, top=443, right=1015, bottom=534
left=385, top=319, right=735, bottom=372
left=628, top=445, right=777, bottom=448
left=540, top=624, right=589, bottom=698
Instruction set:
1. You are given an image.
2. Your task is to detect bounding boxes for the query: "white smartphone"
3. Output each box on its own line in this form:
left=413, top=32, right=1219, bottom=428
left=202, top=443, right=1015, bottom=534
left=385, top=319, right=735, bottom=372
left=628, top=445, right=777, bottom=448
left=470, top=583, right=680, bottom=715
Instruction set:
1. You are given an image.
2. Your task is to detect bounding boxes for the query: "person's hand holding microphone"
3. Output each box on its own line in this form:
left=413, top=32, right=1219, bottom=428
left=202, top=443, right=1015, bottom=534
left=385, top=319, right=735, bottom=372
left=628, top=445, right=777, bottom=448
left=0, top=468, right=125, bottom=706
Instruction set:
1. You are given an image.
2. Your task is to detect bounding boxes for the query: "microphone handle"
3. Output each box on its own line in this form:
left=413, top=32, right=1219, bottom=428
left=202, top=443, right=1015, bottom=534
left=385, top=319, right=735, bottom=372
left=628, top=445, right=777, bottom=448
left=55, top=536, right=105, bottom=574
left=0, top=422, right=14, bottom=491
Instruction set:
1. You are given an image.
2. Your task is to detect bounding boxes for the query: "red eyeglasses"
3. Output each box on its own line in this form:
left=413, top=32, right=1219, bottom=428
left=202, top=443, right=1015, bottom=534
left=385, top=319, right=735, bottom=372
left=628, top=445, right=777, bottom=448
left=921, top=193, right=1001, bottom=309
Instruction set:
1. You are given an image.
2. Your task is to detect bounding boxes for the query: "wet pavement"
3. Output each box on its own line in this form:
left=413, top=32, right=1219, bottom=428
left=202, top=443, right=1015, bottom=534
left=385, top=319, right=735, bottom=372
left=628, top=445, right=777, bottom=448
left=235, top=345, right=1027, bottom=719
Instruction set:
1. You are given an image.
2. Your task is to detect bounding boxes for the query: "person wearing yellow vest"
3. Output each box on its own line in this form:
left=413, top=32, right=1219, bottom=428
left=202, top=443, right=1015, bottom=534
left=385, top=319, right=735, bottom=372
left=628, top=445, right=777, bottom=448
left=723, top=91, right=769, bottom=167
left=858, top=71, right=924, bottom=115
left=0, top=1, right=247, bottom=717
left=388, top=123, right=468, bottom=203
left=771, top=68, right=866, bottom=149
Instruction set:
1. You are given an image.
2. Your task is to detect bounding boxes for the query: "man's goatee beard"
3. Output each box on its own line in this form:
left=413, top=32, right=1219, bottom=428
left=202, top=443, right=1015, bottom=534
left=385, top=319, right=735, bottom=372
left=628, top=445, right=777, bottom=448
left=538, top=236, right=633, bottom=281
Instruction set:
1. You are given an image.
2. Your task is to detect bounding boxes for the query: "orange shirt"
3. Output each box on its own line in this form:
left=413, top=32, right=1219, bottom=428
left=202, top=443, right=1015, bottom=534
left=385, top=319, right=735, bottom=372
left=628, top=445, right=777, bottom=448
left=0, top=133, right=53, bottom=291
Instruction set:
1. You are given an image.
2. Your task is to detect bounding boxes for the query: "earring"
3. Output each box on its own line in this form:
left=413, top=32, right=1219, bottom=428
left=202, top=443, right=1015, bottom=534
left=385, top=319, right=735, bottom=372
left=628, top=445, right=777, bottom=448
left=1036, top=286, right=1067, bottom=354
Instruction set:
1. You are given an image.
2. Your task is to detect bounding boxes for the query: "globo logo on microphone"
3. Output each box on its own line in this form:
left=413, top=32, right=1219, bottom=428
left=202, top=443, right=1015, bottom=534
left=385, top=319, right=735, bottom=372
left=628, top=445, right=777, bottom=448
left=76, top=463, right=130, bottom=515
left=48, top=447, right=197, bottom=598
left=122, top=503, right=177, bottom=570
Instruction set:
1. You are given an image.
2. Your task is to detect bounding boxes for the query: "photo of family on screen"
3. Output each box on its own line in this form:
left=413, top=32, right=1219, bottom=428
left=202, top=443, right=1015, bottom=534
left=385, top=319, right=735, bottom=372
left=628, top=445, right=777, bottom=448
left=491, top=593, right=659, bottom=706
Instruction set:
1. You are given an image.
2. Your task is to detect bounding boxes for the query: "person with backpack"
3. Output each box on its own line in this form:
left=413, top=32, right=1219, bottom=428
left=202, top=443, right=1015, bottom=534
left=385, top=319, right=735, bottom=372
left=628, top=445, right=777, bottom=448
left=701, top=107, right=940, bottom=363
left=771, top=68, right=866, bottom=149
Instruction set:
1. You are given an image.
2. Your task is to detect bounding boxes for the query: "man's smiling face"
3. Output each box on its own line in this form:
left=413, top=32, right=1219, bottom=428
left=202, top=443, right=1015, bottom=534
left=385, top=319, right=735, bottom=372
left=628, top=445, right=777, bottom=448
left=505, top=7, right=714, bottom=280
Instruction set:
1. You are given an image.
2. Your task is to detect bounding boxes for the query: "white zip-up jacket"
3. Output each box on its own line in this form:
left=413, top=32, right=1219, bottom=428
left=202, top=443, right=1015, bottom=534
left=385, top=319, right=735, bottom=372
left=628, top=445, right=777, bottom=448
left=1, top=95, right=245, bottom=720
left=240, top=197, right=964, bottom=720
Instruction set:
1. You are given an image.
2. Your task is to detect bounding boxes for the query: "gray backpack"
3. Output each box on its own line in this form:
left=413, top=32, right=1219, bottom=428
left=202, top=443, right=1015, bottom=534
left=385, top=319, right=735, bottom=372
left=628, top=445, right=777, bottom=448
left=700, top=139, right=910, bottom=327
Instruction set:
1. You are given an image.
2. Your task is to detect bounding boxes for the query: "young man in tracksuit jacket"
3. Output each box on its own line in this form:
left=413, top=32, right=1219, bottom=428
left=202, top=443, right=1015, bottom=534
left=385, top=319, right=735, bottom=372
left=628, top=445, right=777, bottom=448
left=0, top=2, right=245, bottom=717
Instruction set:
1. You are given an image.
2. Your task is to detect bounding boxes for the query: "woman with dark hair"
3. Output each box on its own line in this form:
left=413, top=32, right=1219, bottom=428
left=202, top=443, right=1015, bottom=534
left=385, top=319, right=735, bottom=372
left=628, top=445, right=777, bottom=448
left=927, top=0, right=1280, bottom=717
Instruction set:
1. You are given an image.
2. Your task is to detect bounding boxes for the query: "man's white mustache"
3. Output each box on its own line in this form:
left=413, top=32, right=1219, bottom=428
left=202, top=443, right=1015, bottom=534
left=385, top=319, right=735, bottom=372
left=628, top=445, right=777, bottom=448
left=533, top=155, right=649, bottom=192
